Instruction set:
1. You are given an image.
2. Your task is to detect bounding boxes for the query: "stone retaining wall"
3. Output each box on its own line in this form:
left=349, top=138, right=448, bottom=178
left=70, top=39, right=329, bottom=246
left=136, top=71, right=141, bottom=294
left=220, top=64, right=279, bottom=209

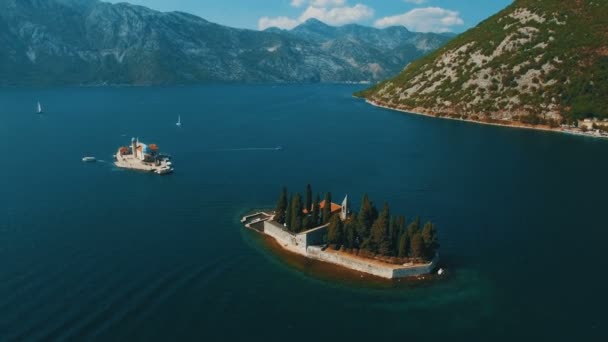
left=261, top=220, right=437, bottom=279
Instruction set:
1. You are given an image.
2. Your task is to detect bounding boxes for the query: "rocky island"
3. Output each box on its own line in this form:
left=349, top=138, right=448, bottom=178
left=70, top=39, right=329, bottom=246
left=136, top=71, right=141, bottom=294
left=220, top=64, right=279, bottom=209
left=243, top=185, right=439, bottom=279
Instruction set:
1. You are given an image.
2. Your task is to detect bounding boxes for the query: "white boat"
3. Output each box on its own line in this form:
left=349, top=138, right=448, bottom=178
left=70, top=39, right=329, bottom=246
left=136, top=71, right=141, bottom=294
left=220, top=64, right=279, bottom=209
left=437, top=268, right=445, bottom=275
left=176, top=115, right=181, bottom=127
left=82, top=156, right=96, bottom=163
left=155, top=166, right=173, bottom=175
left=36, top=102, right=43, bottom=114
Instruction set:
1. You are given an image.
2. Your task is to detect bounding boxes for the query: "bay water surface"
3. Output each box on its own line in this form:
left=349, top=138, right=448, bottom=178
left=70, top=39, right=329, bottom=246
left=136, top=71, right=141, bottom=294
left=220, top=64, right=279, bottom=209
left=0, top=84, right=606, bottom=341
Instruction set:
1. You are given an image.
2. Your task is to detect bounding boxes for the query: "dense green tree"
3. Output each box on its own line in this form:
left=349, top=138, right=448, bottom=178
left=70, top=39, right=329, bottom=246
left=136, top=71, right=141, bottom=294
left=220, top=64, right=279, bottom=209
left=357, top=194, right=376, bottom=240
left=410, top=233, right=424, bottom=260
left=305, top=184, right=312, bottom=214
left=421, top=221, right=439, bottom=259
left=311, top=194, right=321, bottom=228
left=322, top=192, right=332, bottom=224
left=398, top=233, right=409, bottom=258
left=327, top=214, right=344, bottom=249
left=290, top=193, right=303, bottom=232
left=285, top=194, right=293, bottom=229
left=406, top=217, right=421, bottom=239
left=344, top=219, right=357, bottom=249
left=274, top=187, right=288, bottom=224
left=302, top=216, right=311, bottom=230
left=370, top=203, right=392, bottom=255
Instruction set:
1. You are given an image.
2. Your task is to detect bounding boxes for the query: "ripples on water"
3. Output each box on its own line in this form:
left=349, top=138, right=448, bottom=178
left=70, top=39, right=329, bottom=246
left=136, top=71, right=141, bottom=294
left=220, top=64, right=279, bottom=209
left=0, top=85, right=607, bottom=341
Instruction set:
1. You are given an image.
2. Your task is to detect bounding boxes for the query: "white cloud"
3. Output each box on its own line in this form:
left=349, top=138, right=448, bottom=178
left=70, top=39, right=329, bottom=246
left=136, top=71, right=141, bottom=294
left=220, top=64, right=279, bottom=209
left=292, top=0, right=347, bottom=7
left=404, top=0, right=428, bottom=4
left=374, top=7, right=464, bottom=33
left=259, top=16, right=300, bottom=30
left=259, top=1, right=373, bottom=30
left=299, top=4, right=374, bottom=26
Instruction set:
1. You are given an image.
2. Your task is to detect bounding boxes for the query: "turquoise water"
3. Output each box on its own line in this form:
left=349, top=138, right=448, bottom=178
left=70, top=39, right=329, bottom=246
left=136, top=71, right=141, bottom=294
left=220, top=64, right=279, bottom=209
left=0, top=84, right=606, bottom=341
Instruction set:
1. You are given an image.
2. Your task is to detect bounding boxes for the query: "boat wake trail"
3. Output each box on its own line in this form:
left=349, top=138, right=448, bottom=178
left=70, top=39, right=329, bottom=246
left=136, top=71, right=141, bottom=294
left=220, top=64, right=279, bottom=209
left=215, top=147, right=283, bottom=152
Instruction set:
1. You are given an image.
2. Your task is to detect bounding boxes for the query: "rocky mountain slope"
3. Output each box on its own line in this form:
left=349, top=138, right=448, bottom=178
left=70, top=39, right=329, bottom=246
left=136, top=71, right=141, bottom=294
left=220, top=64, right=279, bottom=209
left=0, top=0, right=450, bottom=86
left=357, top=0, right=608, bottom=124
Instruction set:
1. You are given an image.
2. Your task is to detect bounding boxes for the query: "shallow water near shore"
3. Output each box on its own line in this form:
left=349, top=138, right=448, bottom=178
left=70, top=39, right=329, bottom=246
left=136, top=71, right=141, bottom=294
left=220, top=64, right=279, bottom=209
left=1, top=84, right=607, bottom=341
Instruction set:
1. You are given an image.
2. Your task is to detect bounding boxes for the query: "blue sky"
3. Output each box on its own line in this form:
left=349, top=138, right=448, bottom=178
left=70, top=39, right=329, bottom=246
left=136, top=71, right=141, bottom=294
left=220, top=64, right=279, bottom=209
left=105, top=0, right=512, bottom=33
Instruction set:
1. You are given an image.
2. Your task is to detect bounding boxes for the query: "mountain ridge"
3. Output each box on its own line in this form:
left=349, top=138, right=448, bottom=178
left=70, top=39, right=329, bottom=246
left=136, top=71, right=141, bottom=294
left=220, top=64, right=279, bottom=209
left=0, top=0, right=451, bottom=86
left=358, top=0, right=608, bottom=124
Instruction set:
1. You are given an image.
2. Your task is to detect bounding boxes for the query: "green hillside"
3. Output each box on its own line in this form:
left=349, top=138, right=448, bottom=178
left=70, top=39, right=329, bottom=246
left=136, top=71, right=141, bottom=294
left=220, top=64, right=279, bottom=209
left=358, top=0, right=608, bottom=124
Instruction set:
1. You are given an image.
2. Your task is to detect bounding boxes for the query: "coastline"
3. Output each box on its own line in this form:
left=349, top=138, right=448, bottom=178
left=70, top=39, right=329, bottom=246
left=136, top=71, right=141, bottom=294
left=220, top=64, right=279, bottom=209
left=363, top=99, right=608, bottom=140
left=242, top=213, right=438, bottom=280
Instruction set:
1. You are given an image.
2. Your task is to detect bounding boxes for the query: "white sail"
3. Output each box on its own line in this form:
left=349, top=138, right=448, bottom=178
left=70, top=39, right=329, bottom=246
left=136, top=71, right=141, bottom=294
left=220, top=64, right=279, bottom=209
left=37, top=102, right=42, bottom=113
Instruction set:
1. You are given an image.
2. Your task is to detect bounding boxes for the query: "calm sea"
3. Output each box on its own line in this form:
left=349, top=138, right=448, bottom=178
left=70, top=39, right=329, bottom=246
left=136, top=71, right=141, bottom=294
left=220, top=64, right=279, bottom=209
left=0, top=84, right=606, bottom=341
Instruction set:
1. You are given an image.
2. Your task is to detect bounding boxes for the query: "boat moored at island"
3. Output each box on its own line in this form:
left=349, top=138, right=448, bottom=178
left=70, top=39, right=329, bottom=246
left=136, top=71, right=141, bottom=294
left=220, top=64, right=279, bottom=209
left=114, top=138, right=174, bottom=175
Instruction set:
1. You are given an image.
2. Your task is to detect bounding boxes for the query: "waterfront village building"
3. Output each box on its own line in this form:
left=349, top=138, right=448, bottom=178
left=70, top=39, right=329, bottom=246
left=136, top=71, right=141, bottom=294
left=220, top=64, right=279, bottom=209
left=579, top=118, right=608, bottom=130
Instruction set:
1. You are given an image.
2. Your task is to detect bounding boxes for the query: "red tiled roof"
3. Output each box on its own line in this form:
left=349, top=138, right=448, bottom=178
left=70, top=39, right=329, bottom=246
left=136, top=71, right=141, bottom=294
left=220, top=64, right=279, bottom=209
left=303, top=200, right=341, bottom=214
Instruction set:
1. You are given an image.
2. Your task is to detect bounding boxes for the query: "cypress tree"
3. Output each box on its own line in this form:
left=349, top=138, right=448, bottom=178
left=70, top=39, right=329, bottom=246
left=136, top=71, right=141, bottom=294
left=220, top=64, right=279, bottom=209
left=311, top=194, right=321, bottom=227
left=291, top=193, right=303, bottom=233
left=389, top=216, right=400, bottom=256
left=398, top=233, right=409, bottom=258
left=410, top=233, right=424, bottom=261
left=302, top=216, right=311, bottom=230
left=305, top=184, right=312, bottom=213
left=274, top=187, right=288, bottom=224
left=344, top=219, right=356, bottom=249
left=421, top=221, right=439, bottom=259
left=370, top=203, right=391, bottom=255
left=285, top=194, right=293, bottom=229
left=327, top=214, right=344, bottom=249
left=406, top=217, right=421, bottom=239
left=357, top=194, right=374, bottom=240
left=322, top=192, right=332, bottom=224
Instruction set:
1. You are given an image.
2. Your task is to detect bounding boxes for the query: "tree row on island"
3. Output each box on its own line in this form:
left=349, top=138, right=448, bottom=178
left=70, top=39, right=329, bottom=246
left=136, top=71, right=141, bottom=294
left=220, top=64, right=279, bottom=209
left=274, top=185, right=439, bottom=262
left=274, top=185, right=333, bottom=233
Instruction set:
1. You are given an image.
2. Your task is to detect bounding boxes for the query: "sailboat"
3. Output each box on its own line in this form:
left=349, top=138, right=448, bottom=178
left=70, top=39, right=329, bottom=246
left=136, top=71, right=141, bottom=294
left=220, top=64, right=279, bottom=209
left=176, top=115, right=181, bottom=127
left=36, top=101, right=43, bottom=114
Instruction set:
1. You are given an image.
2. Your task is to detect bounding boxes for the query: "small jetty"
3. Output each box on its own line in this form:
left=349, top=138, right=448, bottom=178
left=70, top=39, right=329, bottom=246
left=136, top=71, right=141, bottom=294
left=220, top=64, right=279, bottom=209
left=114, top=138, right=173, bottom=175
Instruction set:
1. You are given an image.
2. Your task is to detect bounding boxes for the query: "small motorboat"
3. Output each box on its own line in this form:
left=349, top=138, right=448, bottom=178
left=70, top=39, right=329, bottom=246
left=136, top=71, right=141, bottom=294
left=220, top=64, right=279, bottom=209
left=176, top=115, right=181, bottom=127
left=437, top=268, right=445, bottom=276
left=155, top=166, right=173, bottom=175
left=82, top=156, right=97, bottom=163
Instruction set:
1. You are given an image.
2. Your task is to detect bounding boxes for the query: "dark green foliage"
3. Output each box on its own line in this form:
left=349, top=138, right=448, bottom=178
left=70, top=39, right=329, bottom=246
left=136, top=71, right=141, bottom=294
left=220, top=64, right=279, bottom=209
left=421, top=221, right=440, bottom=259
left=311, top=194, right=321, bottom=228
left=290, top=193, right=303, bottom=233
left=274, top=186, right=439, bottom=260
left=305, top=184, right=312, bottom=213
left=398, top=233, right=409, bottom=258
left=322, top=192, right=332, bottom=224
left=327, top=214, right=344, bottom=249
left=285, top=194, right=293, bottom=229
left=274, top=187, right=288, bottom=224
left=410, top=233, right=424, bottom=260
left=357, top=194, right=377, bottom=241
left=370, top=203, right=392, bottom=255
left=406, top=217, right=421, bottom=239
left=344, top=219, right=357, bottom=249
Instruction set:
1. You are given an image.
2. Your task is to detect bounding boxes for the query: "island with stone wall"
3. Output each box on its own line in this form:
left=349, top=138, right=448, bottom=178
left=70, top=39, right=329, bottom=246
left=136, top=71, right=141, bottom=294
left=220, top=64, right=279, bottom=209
left=242, top=185, right=440, bottom=279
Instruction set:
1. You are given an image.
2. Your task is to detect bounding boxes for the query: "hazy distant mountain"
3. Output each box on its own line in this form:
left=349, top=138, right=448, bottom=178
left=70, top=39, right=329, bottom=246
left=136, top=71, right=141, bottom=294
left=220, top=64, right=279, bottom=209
left=0, top=0, right=451, bottom=86
left=358, top=0, right=608, bottom=123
